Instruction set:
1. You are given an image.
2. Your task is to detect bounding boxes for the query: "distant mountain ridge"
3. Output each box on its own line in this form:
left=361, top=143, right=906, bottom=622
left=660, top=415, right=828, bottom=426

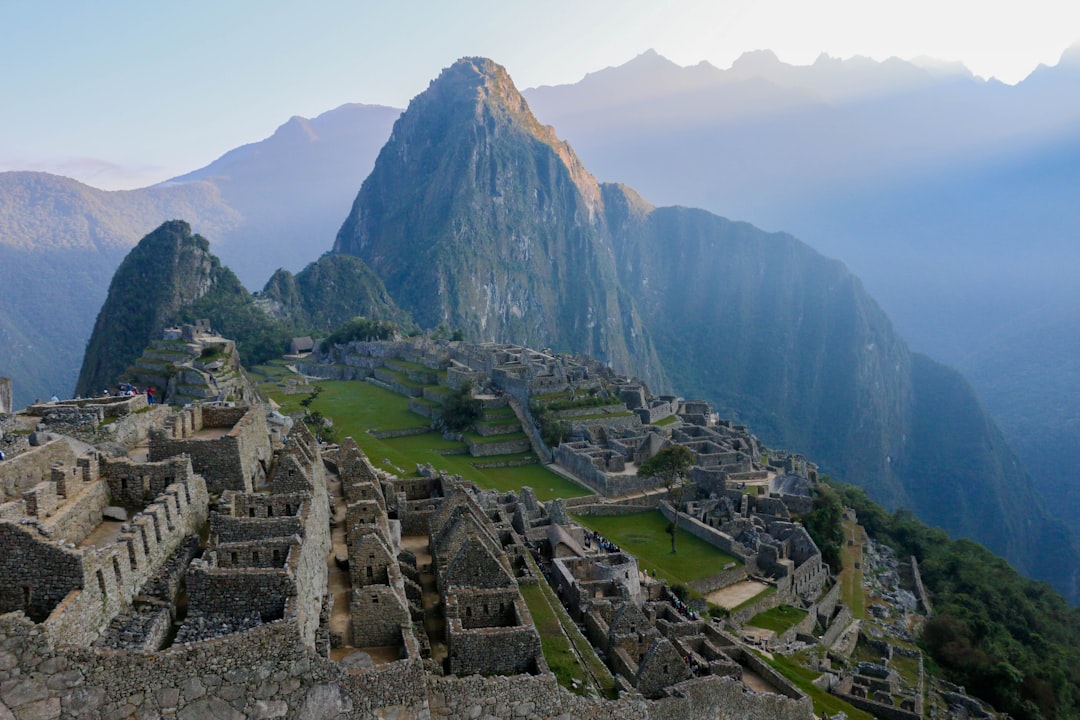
left=6, top=52, right=1079, bottom=601
left=331, top=57, right=1078, bottom=600
left=521, top=47, right=1080, bottom=560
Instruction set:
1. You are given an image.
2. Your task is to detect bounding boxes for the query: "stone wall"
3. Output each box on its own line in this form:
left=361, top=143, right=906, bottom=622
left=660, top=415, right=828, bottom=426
left=211, top=513, right=303, bottom=543
left=467, top=436, right=531, bottom=457
left=821, top=605, right=854, bottom=648
left=350, top=588, right=409, bottom=647
left=149, top=405, right=270, bottom=494
left=0, top=439, right=76, bottom=502
left=185, top=564, right=292, bottom=622
left=101, top=455, right=193, bottom=509
left=0, top=606, right=447, bottom=720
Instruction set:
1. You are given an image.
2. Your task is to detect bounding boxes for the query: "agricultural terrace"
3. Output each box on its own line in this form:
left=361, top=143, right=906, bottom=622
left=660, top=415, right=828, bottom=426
left=254, top=364, right=589, bottom=501
left=571, top=510, right=740, bottom=590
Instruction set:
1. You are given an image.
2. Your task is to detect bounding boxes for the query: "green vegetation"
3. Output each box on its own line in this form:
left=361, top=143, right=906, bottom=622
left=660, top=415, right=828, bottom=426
left=440, top=383, right=481, bottom=432
left=798, top=481, right=844, bottom=572
left=746, top=604, right=807, bottom=635
left=259, top=373, right=587, bottom=502
left=637, top=445, right=696, bottom=553
left=520, top=570, right=616, bottom=699
left=571, top=510, right=738, bottom=589
left=760, top=652, right=875, bottom=720
left=529, top=402, right=569, bottom=447
left=838, top=516, right=866, bottom=619
left=325, top=316, right=397, bottom=346
left=519, top=583, right=586, bottom=693
left=834, top=480, right=1080, bottom=720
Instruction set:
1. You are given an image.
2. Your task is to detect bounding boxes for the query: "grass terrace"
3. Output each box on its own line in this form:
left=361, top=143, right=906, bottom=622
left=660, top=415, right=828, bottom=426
left=840, top=515, right=867, bottom=619
left=520, top=575, right=617, bottom=698
left=257, top=367, right=588, bottom=501
left=761, top=652, right=875, bottom=720
left=746, top=604, right=807, bottom=635
left=571, top=510, right=739, bottom=589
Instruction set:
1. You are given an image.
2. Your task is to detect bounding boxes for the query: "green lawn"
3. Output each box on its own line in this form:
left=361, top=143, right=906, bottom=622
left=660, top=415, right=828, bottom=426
left=260, top=372, right=588, bottom=501
left=571, top=511, right=739, bottom=589
left=840, top=516, right=867, bottom=619
left=746, top=604, right=807, bottom=634
left=760, top=652, right=875, bottom=720
left=520, top=583, right=586, bottom=692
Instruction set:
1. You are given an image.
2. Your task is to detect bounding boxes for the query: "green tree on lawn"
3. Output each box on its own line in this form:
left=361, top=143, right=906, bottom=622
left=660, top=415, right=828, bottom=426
left=638, top=444, right=696, bottom=553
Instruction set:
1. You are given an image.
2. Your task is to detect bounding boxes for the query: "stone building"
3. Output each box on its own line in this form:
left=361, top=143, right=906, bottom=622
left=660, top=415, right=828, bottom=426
left=149, top=403, right=271, bottom=494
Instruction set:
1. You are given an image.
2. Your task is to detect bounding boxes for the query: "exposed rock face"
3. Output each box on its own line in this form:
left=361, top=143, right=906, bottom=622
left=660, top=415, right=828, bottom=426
left=334, top=57, right=664, bottom=388
left=331, top=57, right=1075, bottom=595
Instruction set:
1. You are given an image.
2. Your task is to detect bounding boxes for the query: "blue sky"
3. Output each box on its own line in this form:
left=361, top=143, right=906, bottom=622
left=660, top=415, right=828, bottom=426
left=2, top=0, right=1078, bottom=189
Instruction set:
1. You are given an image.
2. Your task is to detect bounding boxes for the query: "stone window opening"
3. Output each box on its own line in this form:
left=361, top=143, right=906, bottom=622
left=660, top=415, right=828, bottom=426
left=252, top=551, right=259, bottom=564
left=121, top=477, right=128, bottom=490
left=366, top=566, right=373, bottom=578
left=22, top=586, right=31, bottom=610
left=112, top=556, right=122, bottom=583
left=96, top=569, right=107, bottom=598
left=127, top=542, right=137, bottom=570
left=231, top=552, right=238, bottom=564
left=285, top=504, right=292, bottom=515
left=466, top=607, right=472, bottom=618
left=273, top=549, right=281, bottom=565
left=372, top=595, right=379, bottom=604
left=267, top=506, right=273, bottom=517
left=249, top=508, right=256, bottom=518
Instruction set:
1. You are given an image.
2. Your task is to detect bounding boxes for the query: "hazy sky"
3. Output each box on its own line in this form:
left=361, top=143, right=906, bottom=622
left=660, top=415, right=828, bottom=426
left=2, top=0, right=1077, bottom=189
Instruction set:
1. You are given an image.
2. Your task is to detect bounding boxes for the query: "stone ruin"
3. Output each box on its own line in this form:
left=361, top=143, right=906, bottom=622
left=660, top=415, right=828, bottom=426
left=0, top=343, right=824, bottom=718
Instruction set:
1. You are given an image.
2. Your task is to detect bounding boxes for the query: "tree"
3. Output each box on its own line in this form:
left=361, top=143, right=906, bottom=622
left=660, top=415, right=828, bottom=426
left=441, top=382, right=481, bottom=432
left=638, top=444, right=696, bottom=553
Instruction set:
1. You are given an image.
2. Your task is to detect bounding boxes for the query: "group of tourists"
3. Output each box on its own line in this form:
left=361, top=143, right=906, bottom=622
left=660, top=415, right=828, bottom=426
left=666, top=590, right=698, bottom=621
left=99, top=384, right=157, bottom=403
left=583, top=529, right=621, bottom=554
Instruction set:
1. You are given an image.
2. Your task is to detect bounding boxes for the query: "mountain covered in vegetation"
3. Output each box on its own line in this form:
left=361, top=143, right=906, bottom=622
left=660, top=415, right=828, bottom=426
left=331, top=57, right=1077, bottom=601
left=77, top=221, right=406, bottom=396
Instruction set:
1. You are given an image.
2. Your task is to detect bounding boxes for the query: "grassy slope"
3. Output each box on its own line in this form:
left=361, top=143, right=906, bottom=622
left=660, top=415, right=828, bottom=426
left=258, top=368, right=588, bottom=501
left=571, top=510, right=738, bottom=588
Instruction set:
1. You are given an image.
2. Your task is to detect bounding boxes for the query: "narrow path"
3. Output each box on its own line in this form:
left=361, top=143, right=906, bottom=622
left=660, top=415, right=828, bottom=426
left=402, top=535, right=447, bottom=665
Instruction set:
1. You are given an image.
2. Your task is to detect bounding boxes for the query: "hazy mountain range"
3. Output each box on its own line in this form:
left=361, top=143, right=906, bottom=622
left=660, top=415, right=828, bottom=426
left=70, top=57, right=1077, bottom=603
left=2, top=50, right=1077, bottom=596
left=521, top=47, right=1080, bottom=572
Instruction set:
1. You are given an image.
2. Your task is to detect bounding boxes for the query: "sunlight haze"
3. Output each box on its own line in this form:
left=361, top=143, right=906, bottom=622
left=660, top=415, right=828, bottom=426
left=1, top=0, right=1077, bottom=189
